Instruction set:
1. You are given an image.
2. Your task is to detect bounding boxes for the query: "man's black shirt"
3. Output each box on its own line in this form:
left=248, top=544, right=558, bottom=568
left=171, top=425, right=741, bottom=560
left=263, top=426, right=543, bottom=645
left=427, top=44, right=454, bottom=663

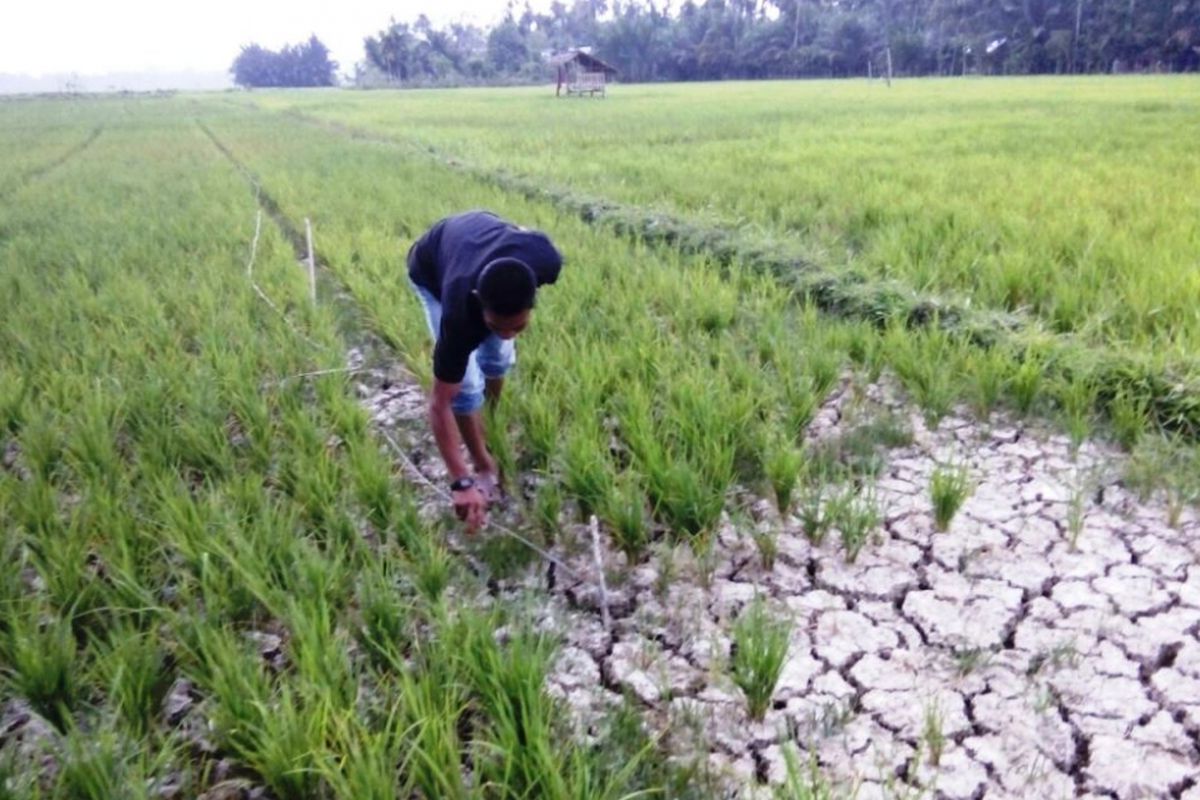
left=407, top=210, right=562, bottom=384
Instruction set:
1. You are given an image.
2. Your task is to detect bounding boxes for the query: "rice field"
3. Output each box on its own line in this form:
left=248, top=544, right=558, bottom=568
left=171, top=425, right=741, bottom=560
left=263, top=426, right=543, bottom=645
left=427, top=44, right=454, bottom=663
left=244, top=78, right=1200, bottom=357
left=1, top=82, right=1198, bottom=797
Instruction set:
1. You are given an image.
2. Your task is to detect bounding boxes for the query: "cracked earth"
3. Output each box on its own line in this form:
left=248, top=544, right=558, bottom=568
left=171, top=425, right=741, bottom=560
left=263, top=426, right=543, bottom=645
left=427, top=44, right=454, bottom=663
left=360, top=351, right=1200, bottom=800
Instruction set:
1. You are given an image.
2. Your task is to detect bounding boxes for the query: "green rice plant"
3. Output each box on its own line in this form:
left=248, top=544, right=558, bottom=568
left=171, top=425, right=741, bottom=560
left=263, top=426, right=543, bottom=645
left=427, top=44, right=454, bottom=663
left=798, top=483, right=830, bottom=545
left=457, top=618, right=564, bottom=796
left=1009, top=354, right=1045, bottom=415
left=411, top=539, right=454, bottom=604
left=647, top=461, right=726, bottom=541
left=829, top=488, right=880, bottom=563
left=53, top=724, right=157, bottom=800
left=18, top=411, right=65, bottom=481
left=395, top=668, right=469, bottom=800
left=532, top=478, right=563, bottom=541
left=604, top=473, right=651, bottom=560
left=731, top=598, right=792, bottom=721
left=1107, top=389, right=1151, bottom=449
left=0, top=370, right=29, bottom=436
left=1, top=609, right=79, bottom=732
left=922, top=702, right=945, bottom=767
left=752, top=524, right=779, bottom=573
left=65, top=397, right=125, bottom=490
left=885, top=324, right=958, bottom=426
left=781, top=375, right=818, bottom=441
left=318, top=708, right=411, bottom=800
left=774, top=745, right=842, bottom=800
left=355, top=568, right=414, bottom=670
left=348, top=439, right=398, bottom=533
left=1067, top=480, right=1087, bottom=550
left=194, top=625, right=328, bottom=799
left=806, top=348, right=842, bottom=400
left=562, top=423, right=615, bottom=519
left=964, top=346, right=1012, bottom=420
left=765, top=440, right=806, bottom=514
left=92, top=626, right=171, bottom=738
left=517, top=390, right=560, bottom=469
left=285, top=594, right=357, bottom=709
left=930, top=464, right=972, bottom=532
left=1054, top=373, right=1099, bottom=452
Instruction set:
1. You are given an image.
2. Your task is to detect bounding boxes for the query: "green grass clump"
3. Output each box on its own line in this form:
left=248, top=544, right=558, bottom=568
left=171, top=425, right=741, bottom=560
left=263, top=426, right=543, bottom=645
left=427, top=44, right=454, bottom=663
left=765, top=441, right=806, bottom=514
left=731, top=598, right=792, bottom=721
left=930, top=464, right=973, bottom=532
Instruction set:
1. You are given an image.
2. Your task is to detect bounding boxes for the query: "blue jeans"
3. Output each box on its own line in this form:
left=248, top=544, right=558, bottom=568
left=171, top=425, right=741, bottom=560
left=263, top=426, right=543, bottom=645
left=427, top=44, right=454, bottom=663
left=410, top=280, right=515, bottom=415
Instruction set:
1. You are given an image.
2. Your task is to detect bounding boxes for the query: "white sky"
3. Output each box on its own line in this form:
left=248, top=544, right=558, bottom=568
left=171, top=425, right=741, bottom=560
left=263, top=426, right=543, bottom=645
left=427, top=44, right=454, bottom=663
left=2, top=0, right=533, bottom=76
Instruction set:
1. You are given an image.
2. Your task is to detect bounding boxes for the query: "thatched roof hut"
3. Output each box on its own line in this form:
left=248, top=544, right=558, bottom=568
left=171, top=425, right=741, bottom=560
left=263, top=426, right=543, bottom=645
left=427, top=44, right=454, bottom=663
left=551, top=50, right=618, bottom=97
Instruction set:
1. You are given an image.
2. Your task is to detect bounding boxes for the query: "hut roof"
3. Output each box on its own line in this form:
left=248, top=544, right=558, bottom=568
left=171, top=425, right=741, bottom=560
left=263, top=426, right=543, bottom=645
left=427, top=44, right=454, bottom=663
left=549, top=50, right=619, bottom=74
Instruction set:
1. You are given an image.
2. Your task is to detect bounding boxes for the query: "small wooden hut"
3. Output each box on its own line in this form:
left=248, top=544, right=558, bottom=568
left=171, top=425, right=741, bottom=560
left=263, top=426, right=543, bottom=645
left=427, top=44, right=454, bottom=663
left=551, top=50, right=618, bottom=97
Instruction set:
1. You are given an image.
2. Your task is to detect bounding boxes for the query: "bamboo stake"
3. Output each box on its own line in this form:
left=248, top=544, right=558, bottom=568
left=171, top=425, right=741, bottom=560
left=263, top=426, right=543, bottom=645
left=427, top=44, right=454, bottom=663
left=589, top=514, right=613, bottom=632
left=305, top=217, right=316, bottom=305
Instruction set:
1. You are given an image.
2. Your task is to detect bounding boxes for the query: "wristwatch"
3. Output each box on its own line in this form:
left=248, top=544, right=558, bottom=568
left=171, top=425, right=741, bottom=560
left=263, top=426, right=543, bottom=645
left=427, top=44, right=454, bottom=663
left=450, top=476, right=476, bottom=492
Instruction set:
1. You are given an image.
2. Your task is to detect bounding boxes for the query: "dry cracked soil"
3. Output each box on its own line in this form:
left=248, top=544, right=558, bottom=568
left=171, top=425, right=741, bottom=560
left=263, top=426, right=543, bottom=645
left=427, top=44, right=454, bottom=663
left=336, top=351, right=1200, bottom=798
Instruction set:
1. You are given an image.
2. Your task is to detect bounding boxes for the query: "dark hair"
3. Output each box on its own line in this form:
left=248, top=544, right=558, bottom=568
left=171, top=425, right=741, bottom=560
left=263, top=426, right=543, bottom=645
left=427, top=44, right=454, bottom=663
left=477, top=258, right=537, bottom=315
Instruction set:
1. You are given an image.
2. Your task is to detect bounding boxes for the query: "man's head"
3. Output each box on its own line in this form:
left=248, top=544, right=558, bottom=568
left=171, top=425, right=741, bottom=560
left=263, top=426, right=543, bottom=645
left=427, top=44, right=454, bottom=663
left=475, top=257, right=536, bottom=339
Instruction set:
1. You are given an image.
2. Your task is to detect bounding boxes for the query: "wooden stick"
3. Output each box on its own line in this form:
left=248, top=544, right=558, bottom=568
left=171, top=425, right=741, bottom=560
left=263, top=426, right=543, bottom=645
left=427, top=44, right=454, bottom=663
left=305, top=217, right=316, bottom=305
left=247, top=209, right=262, bottom=278
left=589, top=514, right=613, bottom=632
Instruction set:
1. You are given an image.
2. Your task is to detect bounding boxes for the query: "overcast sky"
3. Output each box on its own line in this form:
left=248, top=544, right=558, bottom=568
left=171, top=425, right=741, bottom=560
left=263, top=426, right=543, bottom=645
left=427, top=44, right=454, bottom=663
left=2, top=0, right=534, bottom=76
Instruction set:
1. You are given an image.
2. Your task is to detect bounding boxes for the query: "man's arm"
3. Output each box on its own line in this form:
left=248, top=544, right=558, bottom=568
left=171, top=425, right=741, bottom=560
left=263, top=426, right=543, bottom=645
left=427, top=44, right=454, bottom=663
left=429, top=378, right=487, bottom=531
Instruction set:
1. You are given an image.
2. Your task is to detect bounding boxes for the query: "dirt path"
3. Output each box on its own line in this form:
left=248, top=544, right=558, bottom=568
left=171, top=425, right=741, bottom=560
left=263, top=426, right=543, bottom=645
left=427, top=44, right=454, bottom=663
left=360, top=357, right=1200, bottom=799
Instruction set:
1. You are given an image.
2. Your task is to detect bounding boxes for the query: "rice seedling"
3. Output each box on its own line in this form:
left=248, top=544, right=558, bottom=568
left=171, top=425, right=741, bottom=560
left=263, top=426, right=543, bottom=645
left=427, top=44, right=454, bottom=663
left=798, top=483, right=830, bottom=545
left=922, top=702, right=945, bottom=767
left=604, top=473, right=651, bottom=560
left=355, top=568, right=414, bottom=669
left=1107, top=389, right=1151, bottom=449
left=532, top=477, right=563, bottom=541
left=827, top=487, right=881, bottom=563
left=930, top=464, right=972, bottom=532
left=1009, top=355, right=1045, bottom=416
left=1, top=609, right=80, bottom=732
left=774, top=745, right=842, bottom=800
left=92, top=625, right=172, bottom=738
left=1054, top=373, right=1099, bottom=452
left=752, top=524, right=780, bottom=572
left=765, top=440, right=806, bottom=514
left=730, top=598, right=792, bottom=721
left=563, top=421, right=615, bottom=519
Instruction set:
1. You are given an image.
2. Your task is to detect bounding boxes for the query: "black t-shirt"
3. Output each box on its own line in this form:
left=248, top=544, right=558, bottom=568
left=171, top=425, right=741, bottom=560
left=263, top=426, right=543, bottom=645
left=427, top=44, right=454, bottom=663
left=407, top=210, right=562, bottom=383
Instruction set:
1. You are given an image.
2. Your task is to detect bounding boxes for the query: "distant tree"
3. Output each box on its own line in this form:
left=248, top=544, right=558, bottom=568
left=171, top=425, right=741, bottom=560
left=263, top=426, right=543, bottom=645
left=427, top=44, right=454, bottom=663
left=350, top=0, right=1196, bottom=89
left=487, top=18, right=533, bottom=74
left=231, top=36, right=337, bottom=88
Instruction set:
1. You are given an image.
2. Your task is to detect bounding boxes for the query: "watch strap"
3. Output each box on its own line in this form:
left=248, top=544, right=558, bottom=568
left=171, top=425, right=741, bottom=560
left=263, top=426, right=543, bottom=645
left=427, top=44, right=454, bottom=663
left=450, top=476, right=475, bottom=492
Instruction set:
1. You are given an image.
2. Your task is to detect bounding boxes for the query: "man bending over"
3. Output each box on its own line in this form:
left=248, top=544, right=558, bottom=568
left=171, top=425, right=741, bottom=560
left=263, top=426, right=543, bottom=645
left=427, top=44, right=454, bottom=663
left=407, top=210, right=563, bottom=531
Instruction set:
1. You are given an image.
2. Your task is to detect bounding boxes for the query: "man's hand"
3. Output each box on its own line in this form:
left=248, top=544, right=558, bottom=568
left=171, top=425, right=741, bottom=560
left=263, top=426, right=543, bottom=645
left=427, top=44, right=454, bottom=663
left=451, top=484, right=488, bottom=532
left=475, top=469, right=500, bottom=504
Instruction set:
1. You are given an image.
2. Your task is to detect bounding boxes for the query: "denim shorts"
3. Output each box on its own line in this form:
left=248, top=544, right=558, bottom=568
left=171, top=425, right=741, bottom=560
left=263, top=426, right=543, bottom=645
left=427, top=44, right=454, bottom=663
left=409, top=279, right=515, bottom=415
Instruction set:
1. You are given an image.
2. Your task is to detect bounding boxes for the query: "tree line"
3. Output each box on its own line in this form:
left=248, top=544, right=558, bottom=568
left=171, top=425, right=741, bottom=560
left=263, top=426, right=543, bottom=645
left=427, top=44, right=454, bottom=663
left=231, top=36, right=338, bottom=88
left=232, top=0, right=1199, bottom=87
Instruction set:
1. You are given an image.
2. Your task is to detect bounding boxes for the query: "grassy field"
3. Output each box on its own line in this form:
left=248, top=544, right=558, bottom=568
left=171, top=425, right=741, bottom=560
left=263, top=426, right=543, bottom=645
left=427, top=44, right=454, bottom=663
left=1, top=81, right=1197, bottom=797
left=244, top=78, right=1200, bottom=357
